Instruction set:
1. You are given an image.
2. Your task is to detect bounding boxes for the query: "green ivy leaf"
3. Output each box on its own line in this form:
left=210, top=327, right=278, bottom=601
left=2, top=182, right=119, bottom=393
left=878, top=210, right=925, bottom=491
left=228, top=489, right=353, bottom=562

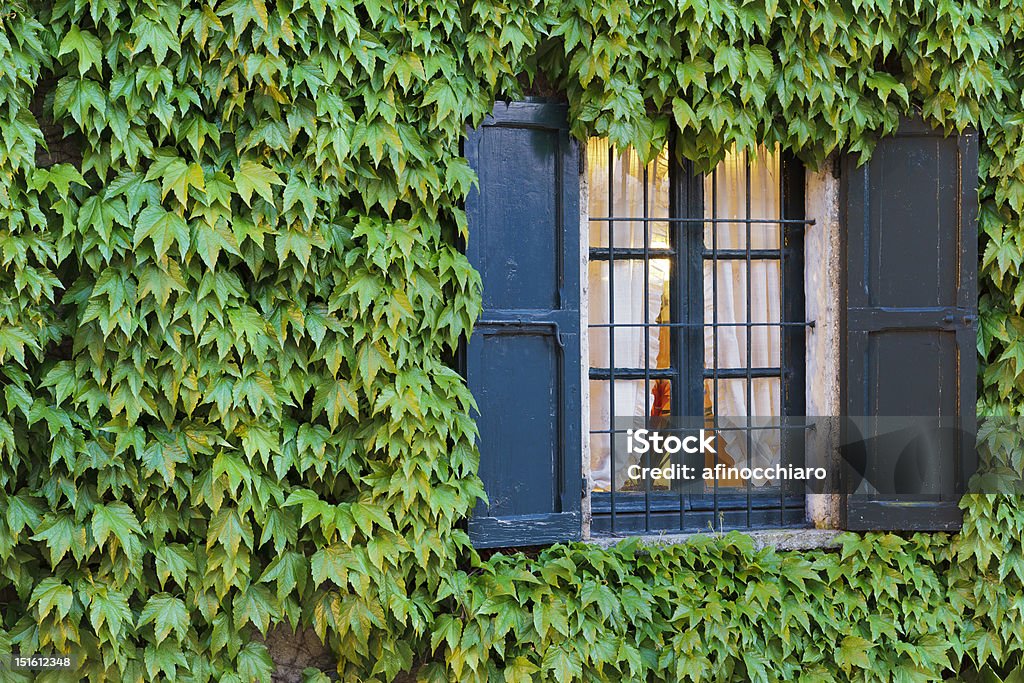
left=134, top=205, right=191, bottom=260
left=236, top=643, right=274, bottom=680
left=837, top=635, right=873, bottom=671
left=92, top=502, right=143, bottom=564
left=85, top=584, right=133, bottom=640
left=57, top=26, right=103, bottom=76
left=234, top=159, right=283, bottom=206
left=155, top=544, right=196, bottom=590
left=31, top=513, right=86, bottom=566
left=745, top=45, right=773, bottom=79
left=312, top=377, right=359, bottom=428
left=310, top=543, right=352, bottom=587
left=139, top=594, right=189, bottom=645
left=146, top=154, right=205, bottom=205
left=30, top=578, right=74, bottom=621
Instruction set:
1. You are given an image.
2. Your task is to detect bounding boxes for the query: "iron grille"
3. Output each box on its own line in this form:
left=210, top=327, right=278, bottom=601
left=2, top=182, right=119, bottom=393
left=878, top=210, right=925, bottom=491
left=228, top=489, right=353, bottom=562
left=587, top=141, right=813, bottom=535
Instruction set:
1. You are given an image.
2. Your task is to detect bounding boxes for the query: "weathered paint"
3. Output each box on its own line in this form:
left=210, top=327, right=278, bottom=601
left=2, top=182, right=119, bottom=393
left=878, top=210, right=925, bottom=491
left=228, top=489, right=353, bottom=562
left=805, top=158, right=843, bottom=529
left=465, top=102, right=583, bottom=548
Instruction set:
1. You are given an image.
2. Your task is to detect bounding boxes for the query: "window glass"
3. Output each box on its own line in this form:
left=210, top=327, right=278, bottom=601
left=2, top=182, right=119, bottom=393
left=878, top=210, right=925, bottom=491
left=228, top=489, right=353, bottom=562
left=587, top=140, right=802, bottom=530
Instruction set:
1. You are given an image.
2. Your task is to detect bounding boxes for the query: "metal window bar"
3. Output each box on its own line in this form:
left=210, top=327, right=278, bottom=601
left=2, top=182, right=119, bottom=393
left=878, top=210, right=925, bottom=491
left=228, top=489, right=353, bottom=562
left=672, top=149, right=691, bottom=532
left=711, top=166, right=720, bottom=529
left=590, top=217, right=811, bottom=223
left=591, top=248, right=793, bottom=260
left=590, top=321, right=814, bottom=328
left=607, top=145, right=616, bottom=532
left=591, top=367, right=784, bottom=380
left=745, top=157, right=753, bottom=528
left=779, top=157, right=788, bottom=526
left=591, top=424, right=809, bottom=435
left=588, top=142, right=810, bottom=535
left=642, top=163, right=652, bottom=532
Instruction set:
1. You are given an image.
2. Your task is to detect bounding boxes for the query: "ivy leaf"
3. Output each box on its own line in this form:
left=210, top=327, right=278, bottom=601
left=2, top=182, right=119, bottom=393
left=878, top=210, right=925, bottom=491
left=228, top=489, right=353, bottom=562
left=131, top=15, right=181, bottom=65
left=743, top=651, right=770, bottom=683
left=259, top=551, right=306, bottom=600
left=350, top=502, right=394, bottom=535
left=139, top=594, right=190, bottom=645
left=310, top=543, right=352, bottom=587
left=284, top=489, right=328, bottom=527
left=86, top=584, right=133, bottom=639
left=31, top=513, right=86, bottom=566
left=236, top=642, right=274, bottom=681
left=146, top=154, right=205, bottom=205
left=58, top=26, right=104, bottom=76
left=155, top=544, right=196, bottom=590
left=672, top=97, right=697, bottom=131
left=713, top=45, right=744, bottom=81
left=504, top=656, right=539, bottom=683
left=866, top=72, right=910, bottom=106
left=209, top=612, right=236, bottom=657
left=194, top=221, right=242, bottom=269
left=676, top=57, right=711, bottom=92
left=357, top=341, right=396, bottom=392
left=234, top=159, right=283, bottom=206
left=0, top=325, right=40, bottom=366
left=144, top=641, right=188, bottom=679
left=30, top=578, right=74, bottom=621
left=837, top=635, right=873, bottom=671
left=745, top=45, right=774, bottom=79
left=423, top=81, right=459, bottom=125
left=30, top=164, right=88, bottom=194
left=430, top=614, right=462, bottom=653
left=52, top=77, right=106, bottom=126
left=5, top=492, right=43, bottom=537
left=207, top=508, right=252, bottom=556
left=542, top=644, right=581, bottom=681
left=392, top=53, right=425, bottom=90
left=141, top=440, right=191, bottom=486
left=218, top=0, right=271, bottom=34
left=283, top=174, right=319, bottom=223
left=312, top=378, right=360, bottom=428
left=92, top=502, right=143, bottom=564
left=235, top=585, right=277, bottom=635
left=0, top=418, right=15, bottom=460
left=134, top=205, right=191, bottom=260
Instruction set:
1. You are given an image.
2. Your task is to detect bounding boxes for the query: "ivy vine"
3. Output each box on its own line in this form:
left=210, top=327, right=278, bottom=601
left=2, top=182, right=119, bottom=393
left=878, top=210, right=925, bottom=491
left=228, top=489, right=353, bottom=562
left=0, top=0, right=1022, bottom=681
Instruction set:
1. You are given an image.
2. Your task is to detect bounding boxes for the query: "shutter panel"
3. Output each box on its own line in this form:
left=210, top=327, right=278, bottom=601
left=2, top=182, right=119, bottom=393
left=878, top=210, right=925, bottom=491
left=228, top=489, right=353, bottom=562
left=840, top=117, right=978, bottom=531
left=464, top=102, right=582, bottom=547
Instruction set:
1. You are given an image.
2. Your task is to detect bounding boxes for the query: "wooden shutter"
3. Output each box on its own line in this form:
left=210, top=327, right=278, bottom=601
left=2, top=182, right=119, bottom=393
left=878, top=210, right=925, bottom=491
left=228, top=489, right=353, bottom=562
left=840, top=117, right=978, bottom=531
left=464, top=102, right=582, bottom=547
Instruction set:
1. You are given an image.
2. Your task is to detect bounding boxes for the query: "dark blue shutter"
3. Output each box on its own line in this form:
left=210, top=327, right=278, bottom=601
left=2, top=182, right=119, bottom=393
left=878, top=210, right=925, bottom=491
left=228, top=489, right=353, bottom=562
left=464, top=102, right=582, bottom=547
left=840, top=117, right=978, bottom=531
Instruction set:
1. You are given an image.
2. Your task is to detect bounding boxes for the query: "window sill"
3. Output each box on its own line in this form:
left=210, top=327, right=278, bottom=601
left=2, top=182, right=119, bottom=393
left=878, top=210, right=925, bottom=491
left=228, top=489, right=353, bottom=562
left=587, top=527, right=842, bottom=552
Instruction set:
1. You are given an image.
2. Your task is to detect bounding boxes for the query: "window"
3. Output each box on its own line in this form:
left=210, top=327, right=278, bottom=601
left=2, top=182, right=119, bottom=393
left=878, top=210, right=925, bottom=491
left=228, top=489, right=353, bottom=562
left=586, top=140, right=809, bottom=535
left=463, top=102, right=978, bottom=548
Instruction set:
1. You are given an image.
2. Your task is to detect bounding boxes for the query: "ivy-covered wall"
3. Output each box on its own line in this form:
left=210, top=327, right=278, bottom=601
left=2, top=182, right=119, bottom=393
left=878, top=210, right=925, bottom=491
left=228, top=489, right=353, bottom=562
left=0, top=0, right=1022, bottom=681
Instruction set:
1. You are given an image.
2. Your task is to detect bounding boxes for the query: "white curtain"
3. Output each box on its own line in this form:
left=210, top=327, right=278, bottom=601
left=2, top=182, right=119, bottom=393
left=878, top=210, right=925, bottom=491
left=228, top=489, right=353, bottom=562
left=703, top=147, right=782, bottom=474
left=588, top=142, right=783, bottom=491
left=588, top=139, right=670, bottom=490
